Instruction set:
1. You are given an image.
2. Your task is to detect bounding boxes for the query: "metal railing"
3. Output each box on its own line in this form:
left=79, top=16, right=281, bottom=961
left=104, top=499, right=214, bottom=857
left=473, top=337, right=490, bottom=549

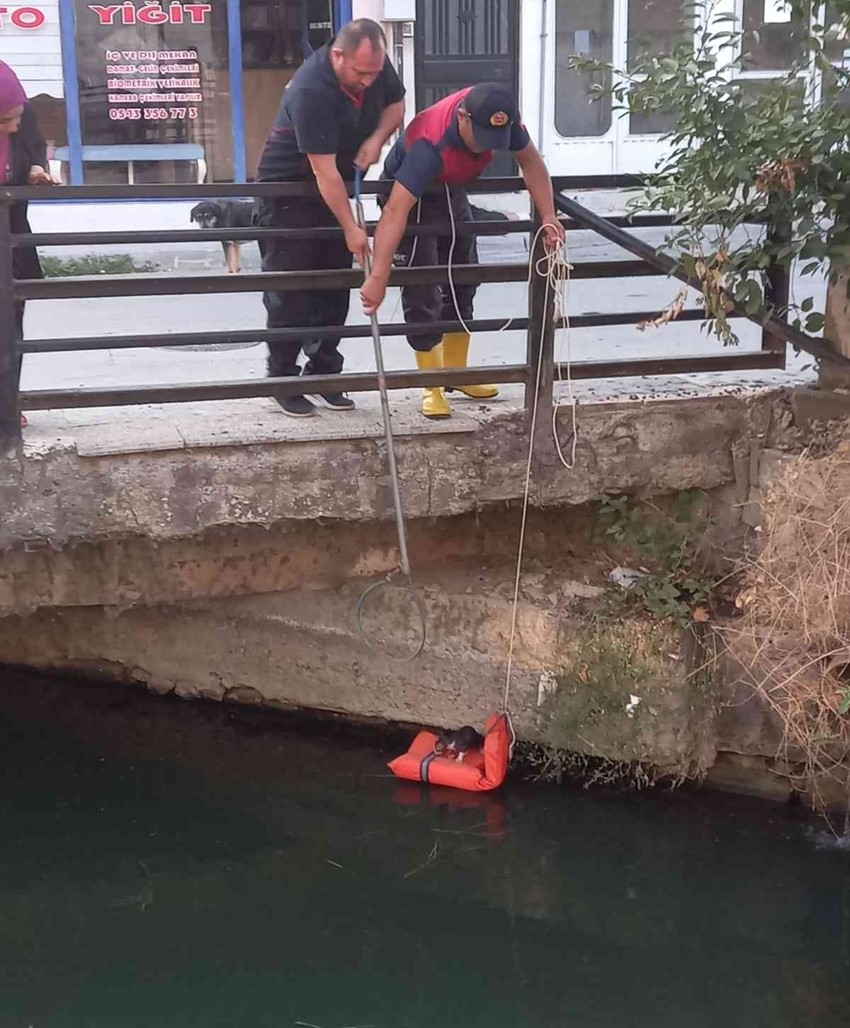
left=0, top=173, right=836, bottom=448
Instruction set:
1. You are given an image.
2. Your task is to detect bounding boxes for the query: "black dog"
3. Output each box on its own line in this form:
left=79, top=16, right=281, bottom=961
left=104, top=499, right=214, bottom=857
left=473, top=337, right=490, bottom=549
left=190, top=200, right=254, bottom=274
left=434, top=725, right=484, bottom=761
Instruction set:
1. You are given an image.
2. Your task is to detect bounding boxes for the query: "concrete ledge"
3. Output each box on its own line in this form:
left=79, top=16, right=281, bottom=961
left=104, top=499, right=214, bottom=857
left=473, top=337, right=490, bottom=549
left=790, top=386, right=850, bottom=426
left=0, top=393, right=782, bottom=551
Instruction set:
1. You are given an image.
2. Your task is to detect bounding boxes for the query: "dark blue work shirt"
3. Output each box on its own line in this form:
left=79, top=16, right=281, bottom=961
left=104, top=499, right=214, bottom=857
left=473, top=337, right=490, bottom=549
left=257, top=44, right=404, bottom=183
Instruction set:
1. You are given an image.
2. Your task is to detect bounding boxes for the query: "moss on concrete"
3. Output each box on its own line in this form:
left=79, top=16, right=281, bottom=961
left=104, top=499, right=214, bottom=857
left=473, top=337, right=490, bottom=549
left=529, top=617, right=717, bottom=786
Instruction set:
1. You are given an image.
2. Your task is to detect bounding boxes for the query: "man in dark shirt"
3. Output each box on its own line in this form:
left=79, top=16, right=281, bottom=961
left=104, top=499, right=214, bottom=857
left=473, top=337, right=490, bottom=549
left=360, top=83, right=563, bottom=419
left=255, top=18, right=405, bottom=417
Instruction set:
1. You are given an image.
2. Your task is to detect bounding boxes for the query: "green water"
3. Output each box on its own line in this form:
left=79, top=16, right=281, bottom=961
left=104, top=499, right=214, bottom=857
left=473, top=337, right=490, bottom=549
left=1, top=669, right=849, bottom=1028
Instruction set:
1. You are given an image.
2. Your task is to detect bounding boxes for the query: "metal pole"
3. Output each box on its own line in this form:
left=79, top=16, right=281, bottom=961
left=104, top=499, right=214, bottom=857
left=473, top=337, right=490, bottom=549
left=354, top=169, right=411, bottom=578
left=763, top=221, right=790, bottom=366
left=526, top=208, right=555, bottom=430
left=0, top=195, right=21, bottom=449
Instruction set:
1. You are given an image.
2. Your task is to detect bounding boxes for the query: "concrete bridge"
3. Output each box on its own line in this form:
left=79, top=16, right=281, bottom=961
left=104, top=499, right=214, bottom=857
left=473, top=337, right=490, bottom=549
left=1, top=176, right=846, bottom=808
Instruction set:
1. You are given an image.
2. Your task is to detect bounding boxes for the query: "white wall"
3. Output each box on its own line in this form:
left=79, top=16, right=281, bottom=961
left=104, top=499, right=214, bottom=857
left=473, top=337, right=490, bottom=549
left=0, top=1, right=64, bottom=97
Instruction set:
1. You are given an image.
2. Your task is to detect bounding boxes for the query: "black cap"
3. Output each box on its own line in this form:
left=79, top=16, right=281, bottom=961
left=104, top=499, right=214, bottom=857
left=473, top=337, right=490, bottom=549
left=461, top=83, right=519, bottom=150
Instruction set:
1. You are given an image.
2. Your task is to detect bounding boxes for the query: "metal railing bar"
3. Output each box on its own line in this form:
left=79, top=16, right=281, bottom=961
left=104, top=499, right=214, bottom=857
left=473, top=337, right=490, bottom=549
left=554, top=191, right=850, bottom=371
left=19, top=309, right=743, bottom=355
left=561, top=350, right=785, bottom=381
left=11, top=215, right=685, bottom=250
left=14, top=259, right=659, bottom=301
left=19, top=364, right=531, bottom=410
left=19, top=317, right=530, bottom=354
left=2, top=174, right=645, bottom=204
left=15, top=354, right=790, bottom=410
left=15, top=222, right=537, bottom=247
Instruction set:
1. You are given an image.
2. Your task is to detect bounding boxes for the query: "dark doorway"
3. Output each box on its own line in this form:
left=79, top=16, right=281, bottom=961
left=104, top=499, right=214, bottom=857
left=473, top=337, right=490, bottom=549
left=415, top=0, right=519, bottom=176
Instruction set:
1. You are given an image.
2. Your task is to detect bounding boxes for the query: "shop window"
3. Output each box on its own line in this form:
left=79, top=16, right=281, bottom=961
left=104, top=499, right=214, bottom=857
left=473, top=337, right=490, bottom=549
left=741, top=0, right=810, bottom=71
left=72, top=0, right=234, bottom=184
left=626, top=0, right=690, bottom=136
left=27, top=94, right=69, bottom=169
left=240, top=1, right=333, bottom=177
left=823, top=2, right=850, bottom=63
left=242, top=0, right=304, bottom=68
left=735, top=76, right=806, bottom=103
left=554, top=0, right=614, bottom=138
left=627, top=0, right=688, bottom=68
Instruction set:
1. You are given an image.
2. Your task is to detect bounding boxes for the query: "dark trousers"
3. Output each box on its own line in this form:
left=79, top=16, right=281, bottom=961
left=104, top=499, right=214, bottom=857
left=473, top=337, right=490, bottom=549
left=395, top=188, right=478, bottom=353
left=254, top=198, right=351, bottom=378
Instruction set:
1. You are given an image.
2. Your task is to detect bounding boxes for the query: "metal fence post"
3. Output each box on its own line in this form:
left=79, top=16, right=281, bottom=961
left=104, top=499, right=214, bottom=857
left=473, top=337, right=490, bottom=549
left=0, top=195, right=21, bottom=449
left=526, top=208, right=556, bottom=436
left=763, top=221, right=790, bottom=367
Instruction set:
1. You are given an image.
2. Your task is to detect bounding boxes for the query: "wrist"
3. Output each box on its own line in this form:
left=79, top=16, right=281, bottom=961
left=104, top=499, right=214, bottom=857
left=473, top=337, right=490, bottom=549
left=369, top=260, right=390, bottom=283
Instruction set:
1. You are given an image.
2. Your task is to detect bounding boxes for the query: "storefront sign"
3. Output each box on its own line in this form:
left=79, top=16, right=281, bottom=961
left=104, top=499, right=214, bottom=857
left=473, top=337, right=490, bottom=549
left=76, top=1, right=219, bottom=133
left=104, top=47, right=202, bottom=120
left=0, top=5, right=47, bottom=29
left=87, top=2, right=211, bottom=26
left=73, top=0, right=232, bottom=180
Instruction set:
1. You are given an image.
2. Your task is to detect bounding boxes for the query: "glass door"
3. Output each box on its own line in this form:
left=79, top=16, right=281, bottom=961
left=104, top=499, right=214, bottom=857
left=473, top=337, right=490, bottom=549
left=542, top=0, right=699, bottom=177
left=544, top=0, right=618, bottom=176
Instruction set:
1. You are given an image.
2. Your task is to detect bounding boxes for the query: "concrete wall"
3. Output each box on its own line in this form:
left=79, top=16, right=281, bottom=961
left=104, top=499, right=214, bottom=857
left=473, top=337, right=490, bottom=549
left=0, top=396, right=776, bottom=554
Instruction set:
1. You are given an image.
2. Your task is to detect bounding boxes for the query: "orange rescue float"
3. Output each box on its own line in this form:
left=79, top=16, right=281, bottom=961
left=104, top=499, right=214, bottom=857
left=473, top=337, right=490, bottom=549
left=388, top=713, right=511, bottom=792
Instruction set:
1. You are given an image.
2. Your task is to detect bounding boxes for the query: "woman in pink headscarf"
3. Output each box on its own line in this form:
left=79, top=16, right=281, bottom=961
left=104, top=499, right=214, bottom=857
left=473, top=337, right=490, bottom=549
left=0, top=60, right=56, bottom=426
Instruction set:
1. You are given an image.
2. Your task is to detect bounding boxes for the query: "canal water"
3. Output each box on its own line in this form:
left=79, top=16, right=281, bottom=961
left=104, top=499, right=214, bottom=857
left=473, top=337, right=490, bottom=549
left=2, top=669, right=848, bottom=1028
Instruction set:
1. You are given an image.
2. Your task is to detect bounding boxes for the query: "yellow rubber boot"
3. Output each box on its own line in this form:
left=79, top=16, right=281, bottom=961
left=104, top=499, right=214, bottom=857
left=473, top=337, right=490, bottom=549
left=442, top=331, right=499, bottom=400
left=415, top=346, right=451, bottom=419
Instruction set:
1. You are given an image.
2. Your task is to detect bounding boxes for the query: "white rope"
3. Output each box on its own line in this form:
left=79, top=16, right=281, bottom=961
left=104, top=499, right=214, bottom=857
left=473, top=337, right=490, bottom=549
left=442, top=189, right=576, bottom=718
left=445, top=183, right=516, bottom=335
left=552, top=240, right=578, bottom=470
left=502, top=226, right=572, bottom=714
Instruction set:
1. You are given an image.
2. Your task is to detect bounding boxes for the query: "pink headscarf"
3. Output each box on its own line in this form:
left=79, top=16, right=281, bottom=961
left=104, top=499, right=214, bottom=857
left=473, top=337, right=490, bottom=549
left=0, top=61, right=26, bottom=116
left=0, top=61, right=27, bottom=185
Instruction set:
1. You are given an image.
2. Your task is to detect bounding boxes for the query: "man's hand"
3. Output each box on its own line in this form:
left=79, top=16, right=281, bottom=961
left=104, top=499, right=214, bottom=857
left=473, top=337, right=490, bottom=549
left=360, top=273, right=387, bottom=316
left=354, top=135, right=383, bottom=172
left=345, top=225, right=370, bottom=266
left=542, top=219, right=565, bottom=252
left=28, top=166, right=56, bottom=186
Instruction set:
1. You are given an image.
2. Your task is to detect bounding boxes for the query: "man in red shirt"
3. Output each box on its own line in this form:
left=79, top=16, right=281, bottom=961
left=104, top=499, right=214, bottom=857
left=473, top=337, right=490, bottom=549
left=360, top=83, right=564, bottom=418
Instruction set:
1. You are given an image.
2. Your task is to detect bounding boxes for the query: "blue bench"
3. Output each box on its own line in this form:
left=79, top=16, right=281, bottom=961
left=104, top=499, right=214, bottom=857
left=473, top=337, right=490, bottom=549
left=52, top=144, right=206, bottom=184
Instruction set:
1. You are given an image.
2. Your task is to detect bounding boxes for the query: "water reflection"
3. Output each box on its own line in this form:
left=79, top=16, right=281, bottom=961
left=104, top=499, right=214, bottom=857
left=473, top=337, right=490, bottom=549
left=0, top=671, right=848, bottom=1027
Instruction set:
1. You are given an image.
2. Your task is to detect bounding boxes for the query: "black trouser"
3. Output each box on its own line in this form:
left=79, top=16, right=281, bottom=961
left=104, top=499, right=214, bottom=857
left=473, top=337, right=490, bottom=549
left=254, top=198, right=351, bottom=379
left=394, top=188, right=478, bottom=353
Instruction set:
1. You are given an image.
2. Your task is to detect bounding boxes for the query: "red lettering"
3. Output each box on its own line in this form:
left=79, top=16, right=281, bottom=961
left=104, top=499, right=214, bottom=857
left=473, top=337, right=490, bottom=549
left=11, top=6, right=44, bottom=28
left=138, top=2, right=167, bottom=24
left=0, top=5, right=46, bottom=29
left=89, top=4, right=120, bottom=24
left=88, top=1, right=211, bottom=29
left=183, top=3, right=211, bottom=24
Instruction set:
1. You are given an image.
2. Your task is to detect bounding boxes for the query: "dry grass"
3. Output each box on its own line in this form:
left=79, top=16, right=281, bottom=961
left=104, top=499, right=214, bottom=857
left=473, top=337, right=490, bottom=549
left=731, top=444, right=850, bottom=813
